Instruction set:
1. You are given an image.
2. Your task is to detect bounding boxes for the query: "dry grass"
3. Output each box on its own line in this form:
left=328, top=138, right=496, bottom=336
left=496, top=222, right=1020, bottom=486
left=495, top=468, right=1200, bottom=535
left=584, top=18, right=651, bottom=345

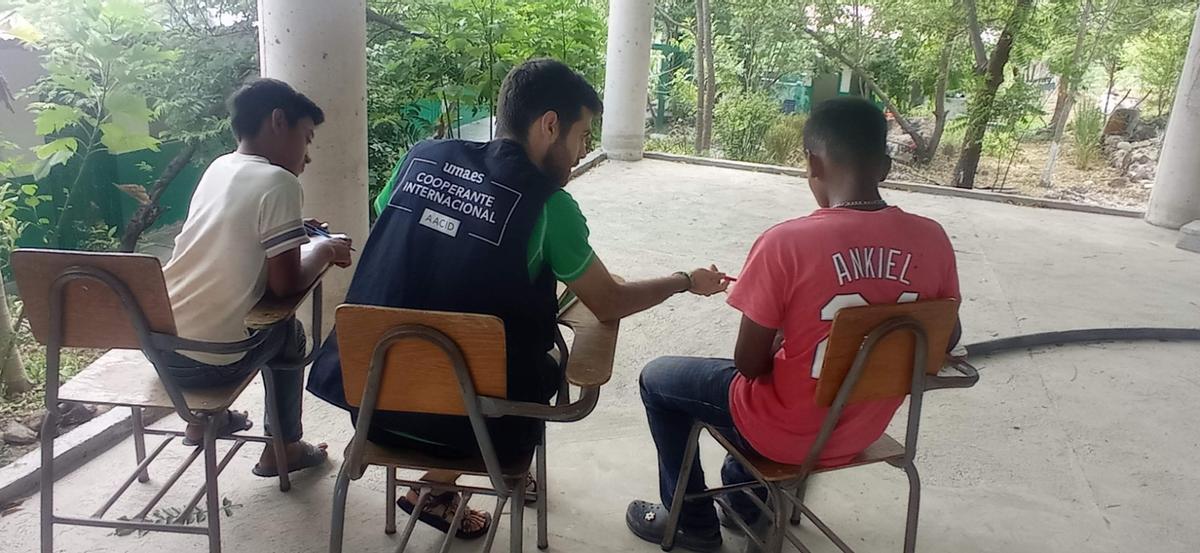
left=891, top=139, right=1150, bottom=211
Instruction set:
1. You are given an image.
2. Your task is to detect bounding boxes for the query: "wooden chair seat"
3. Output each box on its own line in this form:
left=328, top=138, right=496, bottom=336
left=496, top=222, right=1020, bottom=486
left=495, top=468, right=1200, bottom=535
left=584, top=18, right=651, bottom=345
left=744, top=434, right=906, bottom=483
left=58, top=349, right=254, bottom=413
left=353, top=440, right=534, bottom=478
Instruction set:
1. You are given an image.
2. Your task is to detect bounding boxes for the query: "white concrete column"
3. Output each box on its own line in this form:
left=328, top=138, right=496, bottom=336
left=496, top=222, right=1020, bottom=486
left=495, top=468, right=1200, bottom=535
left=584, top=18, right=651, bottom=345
left=601, top=0, right=656, bottom=161
left=1147, top=8, right=1200, bottom=229
left=258, top=0, right=369, bottom=333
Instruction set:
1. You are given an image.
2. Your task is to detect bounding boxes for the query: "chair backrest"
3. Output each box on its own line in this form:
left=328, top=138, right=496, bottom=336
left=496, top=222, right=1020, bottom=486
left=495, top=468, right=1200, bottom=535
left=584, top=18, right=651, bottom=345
left=335, top=304, right=507, bottom=416
left=813, top=299, right=958, bottom=408
left=11, top=249, right=176, bottom=349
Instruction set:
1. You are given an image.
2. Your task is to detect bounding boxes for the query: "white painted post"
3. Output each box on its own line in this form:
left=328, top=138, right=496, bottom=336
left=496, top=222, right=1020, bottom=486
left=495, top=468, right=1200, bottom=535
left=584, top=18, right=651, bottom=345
left=1147, top=8, right=1200, bottom=229
left=601, top=0, right=656, bottom=161
left=257, top=0, right=369, bottom=334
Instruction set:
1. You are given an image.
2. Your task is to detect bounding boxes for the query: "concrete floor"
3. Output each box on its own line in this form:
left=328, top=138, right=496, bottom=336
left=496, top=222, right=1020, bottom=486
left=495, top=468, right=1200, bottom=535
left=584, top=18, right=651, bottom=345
left=2, top=159, right=1199, bottom=553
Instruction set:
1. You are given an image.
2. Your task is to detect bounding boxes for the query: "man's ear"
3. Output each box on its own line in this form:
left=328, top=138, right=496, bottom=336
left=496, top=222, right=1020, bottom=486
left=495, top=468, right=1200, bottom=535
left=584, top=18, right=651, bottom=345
left=538, top=110, right=560, bottom=141
left=880, top=155, right=893, bottom=182
left=270, top=108, right=288, bottom=134
left=806, top=150, right=824, bottom=179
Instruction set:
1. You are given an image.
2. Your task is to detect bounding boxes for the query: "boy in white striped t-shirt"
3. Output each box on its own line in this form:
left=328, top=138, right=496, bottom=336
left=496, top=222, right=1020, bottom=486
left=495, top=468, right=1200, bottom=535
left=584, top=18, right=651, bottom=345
left=162, top=79, right=353, bottom=477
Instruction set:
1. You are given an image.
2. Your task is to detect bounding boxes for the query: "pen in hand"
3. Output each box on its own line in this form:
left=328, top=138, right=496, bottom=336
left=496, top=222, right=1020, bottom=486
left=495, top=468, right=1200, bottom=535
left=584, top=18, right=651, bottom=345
left=304, top=221, right=356, bottom=251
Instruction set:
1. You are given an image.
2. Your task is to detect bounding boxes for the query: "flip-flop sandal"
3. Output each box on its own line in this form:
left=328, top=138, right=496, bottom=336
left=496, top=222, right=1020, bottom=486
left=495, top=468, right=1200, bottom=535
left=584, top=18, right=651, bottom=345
left=251, top=442, right=328, bottom=477
left=625, top=500, right=722, bottom=553
left=182, top=410, right=252, bottom=447
left=523, top=476, right=538, bottom=506
left=397, top=492, right=492, bottom=540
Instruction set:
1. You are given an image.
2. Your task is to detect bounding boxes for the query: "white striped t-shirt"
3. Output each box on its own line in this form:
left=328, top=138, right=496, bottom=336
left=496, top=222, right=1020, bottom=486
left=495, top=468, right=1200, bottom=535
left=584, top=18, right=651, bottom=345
left=163, top=152, right=309, bottom=365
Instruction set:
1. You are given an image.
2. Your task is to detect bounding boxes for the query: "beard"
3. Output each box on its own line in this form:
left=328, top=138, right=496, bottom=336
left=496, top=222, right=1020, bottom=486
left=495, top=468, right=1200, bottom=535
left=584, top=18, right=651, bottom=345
left=544, top=138, right=575, bottom=186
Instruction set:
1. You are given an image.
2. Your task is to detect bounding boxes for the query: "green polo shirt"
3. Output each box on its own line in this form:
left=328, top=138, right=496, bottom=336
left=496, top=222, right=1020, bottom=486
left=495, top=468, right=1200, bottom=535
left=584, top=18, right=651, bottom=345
left=374, top=158, right=595, bottom=283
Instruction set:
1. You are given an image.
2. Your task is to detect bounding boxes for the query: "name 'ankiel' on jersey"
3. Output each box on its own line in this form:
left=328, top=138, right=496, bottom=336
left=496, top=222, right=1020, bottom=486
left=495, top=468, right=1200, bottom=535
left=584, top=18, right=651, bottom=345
left=831, top=247, right=913, bottom=286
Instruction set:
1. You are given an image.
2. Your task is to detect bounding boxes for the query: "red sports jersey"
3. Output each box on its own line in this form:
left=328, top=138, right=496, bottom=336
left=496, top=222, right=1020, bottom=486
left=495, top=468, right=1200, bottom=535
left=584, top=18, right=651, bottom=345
left=726, top=206, right=960, bottom=466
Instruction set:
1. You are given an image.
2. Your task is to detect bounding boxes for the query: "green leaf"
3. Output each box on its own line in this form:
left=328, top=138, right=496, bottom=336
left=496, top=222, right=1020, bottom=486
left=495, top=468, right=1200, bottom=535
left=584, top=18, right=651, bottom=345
left=50, top=73, right=95, bottom=95
left=21, top=184, right=38, bottom=196
left=34, top=105, right=85, bottom=136
left=24, top=197, right=40, bottom=208
left=35, top=137, right=79, bottom=161
left=99, top=123, right=160, bottom=154
left=104, top=91, right=154, bottom=122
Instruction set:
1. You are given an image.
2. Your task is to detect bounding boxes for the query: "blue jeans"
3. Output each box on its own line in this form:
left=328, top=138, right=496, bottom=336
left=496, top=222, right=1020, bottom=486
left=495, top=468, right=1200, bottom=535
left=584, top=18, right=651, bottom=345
left=640, top=356, right=765, bottom=533
left=163, top=318, right=307, bottom=442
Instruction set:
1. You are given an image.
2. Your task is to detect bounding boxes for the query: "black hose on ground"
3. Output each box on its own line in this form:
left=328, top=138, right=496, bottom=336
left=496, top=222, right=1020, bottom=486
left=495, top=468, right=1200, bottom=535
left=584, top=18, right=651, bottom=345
left=965, top=327, right=1200, bottom=358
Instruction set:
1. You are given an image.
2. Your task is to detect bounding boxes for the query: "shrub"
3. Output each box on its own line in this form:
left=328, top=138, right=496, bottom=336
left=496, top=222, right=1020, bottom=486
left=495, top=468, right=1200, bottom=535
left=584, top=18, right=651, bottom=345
left=763, top=114, right=806, bottom=166
left=645, top=132, right=695, bottom=155
left=666, top=78, right=698, bottom=126
left=1071, top=98, right=1104, bottom=170
left=713, top=92, right=781, bottom=162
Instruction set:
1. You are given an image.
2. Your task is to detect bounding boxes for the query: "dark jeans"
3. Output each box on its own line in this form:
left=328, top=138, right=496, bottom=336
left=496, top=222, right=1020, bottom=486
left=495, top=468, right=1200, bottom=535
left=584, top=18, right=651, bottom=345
left=163, top=318, right=307, bottom=443
left=354, top=353, right=562, bottom=463
left=640, top=356, right=765, bottom=533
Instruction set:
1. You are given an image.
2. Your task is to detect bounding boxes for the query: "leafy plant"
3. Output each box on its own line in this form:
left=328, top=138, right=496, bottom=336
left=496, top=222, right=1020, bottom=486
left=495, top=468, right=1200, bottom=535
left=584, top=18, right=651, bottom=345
left=645, top=132, right=696, bottom=155
left=11, top=0, right=175, bottom=247
left=1130, top=7, right=1194, bottom=117
left=114, top=497, right=243, bottom=537
left=1071, top=98, right=1104, bottom=170
left=763, top=114, right=806, bottom=166
left=712, top=92, right=781, bottom=163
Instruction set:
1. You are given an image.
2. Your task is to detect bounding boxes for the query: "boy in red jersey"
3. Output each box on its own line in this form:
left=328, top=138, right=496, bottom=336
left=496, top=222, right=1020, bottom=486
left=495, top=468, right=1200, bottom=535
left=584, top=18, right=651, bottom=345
left=626, top=97, right=962, bottom=552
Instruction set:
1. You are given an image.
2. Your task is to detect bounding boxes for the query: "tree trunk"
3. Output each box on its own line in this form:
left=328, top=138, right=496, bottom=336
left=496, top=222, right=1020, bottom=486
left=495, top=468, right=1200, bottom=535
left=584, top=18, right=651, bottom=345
left=702, top=6, right=716, bottom=153
left=693, top=0, right=708, bottom=154
left=1041, top=0, right=1094, bottom=187
left=920, top=30, right=956, bottom=164
left=952, top=0, right=1035, bottom=189
left=1049, top=78, right=1074, bottom=131
left=119, top=142, right=199, bottom=252
left=694, top=0, right=715, bottom=154
left=0, top=279, right=31, bottom=398
left=1039, top=95, right=1076, bottom=186
left=1103, top=58, right=1118, bottom=113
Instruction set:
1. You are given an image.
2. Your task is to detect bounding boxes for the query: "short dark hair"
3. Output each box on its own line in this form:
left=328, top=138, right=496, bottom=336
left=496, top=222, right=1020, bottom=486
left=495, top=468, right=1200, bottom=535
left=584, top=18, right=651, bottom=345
left=227, top=78, right=325, bottom=140
left=495, top=58, right=602, bottom=142
left=802, top=97, right=888, bottom=168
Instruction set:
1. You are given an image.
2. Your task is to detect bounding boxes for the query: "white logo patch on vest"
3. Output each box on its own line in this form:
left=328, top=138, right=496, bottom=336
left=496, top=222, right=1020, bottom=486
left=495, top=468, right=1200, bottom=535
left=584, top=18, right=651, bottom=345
left=419, top=208, right=460, bottom=237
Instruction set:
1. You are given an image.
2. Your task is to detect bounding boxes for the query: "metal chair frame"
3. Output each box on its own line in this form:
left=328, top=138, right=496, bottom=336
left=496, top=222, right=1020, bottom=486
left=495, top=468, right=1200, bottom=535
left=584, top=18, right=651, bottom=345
left=329, top=319, right=601, bottom=553
left=661, top=316, right=979, bottom=553
left=32, top=261, right=322, bottom=553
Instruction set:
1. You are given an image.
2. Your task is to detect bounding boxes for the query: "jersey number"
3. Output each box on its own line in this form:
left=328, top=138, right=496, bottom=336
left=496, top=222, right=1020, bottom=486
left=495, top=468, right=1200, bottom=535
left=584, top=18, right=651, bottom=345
left=809, top=292, right=919, bottom=378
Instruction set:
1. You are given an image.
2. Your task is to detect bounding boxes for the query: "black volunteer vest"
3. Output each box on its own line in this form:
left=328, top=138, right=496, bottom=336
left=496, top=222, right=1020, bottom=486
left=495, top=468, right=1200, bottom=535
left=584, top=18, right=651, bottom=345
left=307, top=139, right=559, bottom=409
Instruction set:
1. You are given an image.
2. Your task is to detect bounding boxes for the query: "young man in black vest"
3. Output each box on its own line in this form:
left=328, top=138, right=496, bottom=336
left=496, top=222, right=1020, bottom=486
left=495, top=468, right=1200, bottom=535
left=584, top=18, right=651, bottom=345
left=307, top=59, right=729, bottom=538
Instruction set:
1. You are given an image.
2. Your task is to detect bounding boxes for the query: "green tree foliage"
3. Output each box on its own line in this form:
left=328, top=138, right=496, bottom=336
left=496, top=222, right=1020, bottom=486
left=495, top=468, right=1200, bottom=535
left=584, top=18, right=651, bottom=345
left=1130, top=7, right=1195, bottom=116
left=363, top=0, right=606, bottom=199
left=11, top=0, right=174, bottom=247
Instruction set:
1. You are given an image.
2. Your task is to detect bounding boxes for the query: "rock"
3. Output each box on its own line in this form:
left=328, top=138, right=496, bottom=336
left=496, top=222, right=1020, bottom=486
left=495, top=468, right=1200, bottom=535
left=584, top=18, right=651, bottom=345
left=1128, top=122, right=1158, bottom=142
left=3, top=421, right=38, bottom=445
left=1128, top=163, right=1154, bottom=182
left=1104, top=135, right=1123, bottom=150
left=1117, top=141, right=1133, bottom=151
left=1132, top=153, right=1153, bottom=166
left=21, top=409, right=46, bottom=433
left=58, top=401, right=97, bottom=427
left=1084, top=180, right=1096, bottom=188
left=1104, top=108, right=1140, bottom=136
left=1108, top=176, right=1131, bottom=188
left=1178, top=221, right=1200, bottom=254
